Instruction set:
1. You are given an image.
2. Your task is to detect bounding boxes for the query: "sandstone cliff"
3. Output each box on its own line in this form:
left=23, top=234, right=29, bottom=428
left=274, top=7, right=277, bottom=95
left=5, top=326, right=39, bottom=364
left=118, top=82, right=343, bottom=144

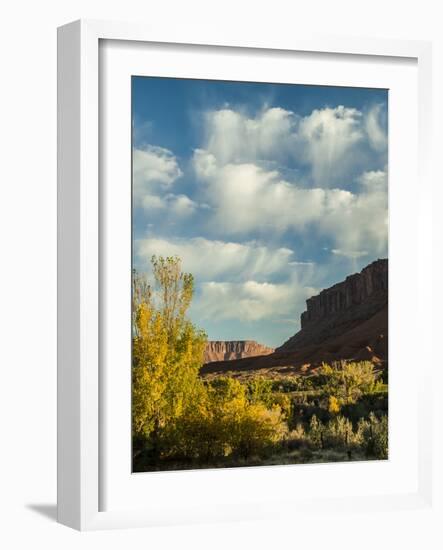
left=204, top=340, right=274, bottom=363
left=200, top=259, right=388, bottom=378
left=278, top=258, right=388, bottom=352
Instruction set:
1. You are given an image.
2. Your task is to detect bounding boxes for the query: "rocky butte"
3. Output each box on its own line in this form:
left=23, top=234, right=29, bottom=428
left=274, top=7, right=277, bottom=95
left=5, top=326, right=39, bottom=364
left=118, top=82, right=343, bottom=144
left=278, top=258, right=388, bottom=353
left=204, top=340, right=274, bottom=363
left=200, top=259, right=388, bottom=378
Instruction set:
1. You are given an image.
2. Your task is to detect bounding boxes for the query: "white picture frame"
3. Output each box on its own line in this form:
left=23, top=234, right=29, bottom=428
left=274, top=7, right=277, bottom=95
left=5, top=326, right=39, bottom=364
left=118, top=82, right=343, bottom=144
left=57, top=19, right=433, bottom=531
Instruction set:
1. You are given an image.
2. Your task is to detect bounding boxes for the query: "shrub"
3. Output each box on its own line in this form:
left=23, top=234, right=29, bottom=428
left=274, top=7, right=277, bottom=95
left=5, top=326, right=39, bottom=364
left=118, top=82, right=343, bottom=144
left=229, top=403, right=288, bottom=459
left=159, top=377, right=288, bottom=463
left=317, top=361, right=381, bottom=406
left=272, top=376, right=302, bottom=393
left=323, top=415, right=357, bottom=449
left=359, top=413, right=388, bottom=459
left=269, top=392, right=292, bottom=420
left=246, top=377, right=274, bottom=406
left=308, top=414, right=324, bottom=448
left=286, top=423, right=307, bottom=450
left=328, top=395, right=341, bottom=414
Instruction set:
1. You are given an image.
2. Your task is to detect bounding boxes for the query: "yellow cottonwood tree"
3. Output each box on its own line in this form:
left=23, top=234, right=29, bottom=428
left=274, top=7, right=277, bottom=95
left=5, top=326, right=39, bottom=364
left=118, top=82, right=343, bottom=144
left=132, top=256, right=207, bottom=444
left=132, top=256, right=288, bottom=469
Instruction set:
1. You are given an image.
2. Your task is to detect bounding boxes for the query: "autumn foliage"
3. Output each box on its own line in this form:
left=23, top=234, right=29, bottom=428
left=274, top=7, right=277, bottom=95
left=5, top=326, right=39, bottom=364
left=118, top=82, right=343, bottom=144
left=132, top=256, right=388, bottom=472
left=132, top=256, right=287, bottom=470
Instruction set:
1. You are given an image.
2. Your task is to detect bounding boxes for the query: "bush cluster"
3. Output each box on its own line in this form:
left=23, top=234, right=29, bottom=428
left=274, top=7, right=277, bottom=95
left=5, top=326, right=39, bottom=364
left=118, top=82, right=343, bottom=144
left=286, top=412, right=388, bottom=460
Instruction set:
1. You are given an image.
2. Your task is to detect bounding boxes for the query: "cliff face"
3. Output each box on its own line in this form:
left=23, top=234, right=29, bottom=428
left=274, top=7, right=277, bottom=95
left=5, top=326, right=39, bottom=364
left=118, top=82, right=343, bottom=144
left=200, top=259, right=388, bottom=378
left=278, top=259, right=388, bottom=352
left=300, top=258, right=387, bottom=328
left=204, top=341, right=274, bottom=363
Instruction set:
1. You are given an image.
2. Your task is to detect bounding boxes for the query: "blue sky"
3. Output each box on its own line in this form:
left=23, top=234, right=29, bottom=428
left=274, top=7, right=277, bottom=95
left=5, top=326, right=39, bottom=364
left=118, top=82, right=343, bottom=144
left=132, top=77, right=388, bottom=347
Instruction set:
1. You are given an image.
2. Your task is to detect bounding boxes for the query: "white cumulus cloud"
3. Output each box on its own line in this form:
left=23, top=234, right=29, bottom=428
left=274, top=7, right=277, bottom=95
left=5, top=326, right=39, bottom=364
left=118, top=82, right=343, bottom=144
left=199, top=104, right=387, bottom=188
left=141, top=193, right=200, bottom=217
left=319, top=170, right=388, bottom=258
left=192, top=149, right=388, bottom=259
left=365, top=104, right=388, bottom=153
left=204, top=107, right=297, bottom=165
left=135, top=236, right=297, bottom=282
left=193, top=279, right=316, bottom=322
left=133, top=145, right=182, bottom=204
left=193, top=151, right=327, bottom=233
left=297, top=106, right=365, bottom=186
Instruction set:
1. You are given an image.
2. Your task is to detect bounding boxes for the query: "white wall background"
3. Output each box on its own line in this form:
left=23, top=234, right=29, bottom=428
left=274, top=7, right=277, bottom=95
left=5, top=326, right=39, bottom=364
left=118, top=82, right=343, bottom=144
left=0, top=1, right=441, bottom=548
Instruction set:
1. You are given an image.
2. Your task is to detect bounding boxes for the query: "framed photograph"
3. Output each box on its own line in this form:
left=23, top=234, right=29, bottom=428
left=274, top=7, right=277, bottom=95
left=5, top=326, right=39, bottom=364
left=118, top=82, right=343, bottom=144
left=130, top=77, right=390, bottom=474
left=57, top=20, right=433, bottom=530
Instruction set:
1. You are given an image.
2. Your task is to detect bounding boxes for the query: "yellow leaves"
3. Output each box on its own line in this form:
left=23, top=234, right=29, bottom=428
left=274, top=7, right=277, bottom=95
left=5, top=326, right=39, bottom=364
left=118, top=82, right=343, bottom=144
left=132, top=257, right=289, bottom=463
left=225, top=401, right=287, bottom=457
left=135, top=303, right=151, bottom=336
left=132, top=258, right=208, bottom=439
left=318, top=360, right=380, bottom=405
left=328, top=395, right=341, bottom=414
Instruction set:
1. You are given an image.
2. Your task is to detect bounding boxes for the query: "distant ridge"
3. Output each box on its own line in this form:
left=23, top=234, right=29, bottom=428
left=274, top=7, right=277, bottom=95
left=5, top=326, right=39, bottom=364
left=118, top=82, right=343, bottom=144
left=204, top=340, right=274, bottom=363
